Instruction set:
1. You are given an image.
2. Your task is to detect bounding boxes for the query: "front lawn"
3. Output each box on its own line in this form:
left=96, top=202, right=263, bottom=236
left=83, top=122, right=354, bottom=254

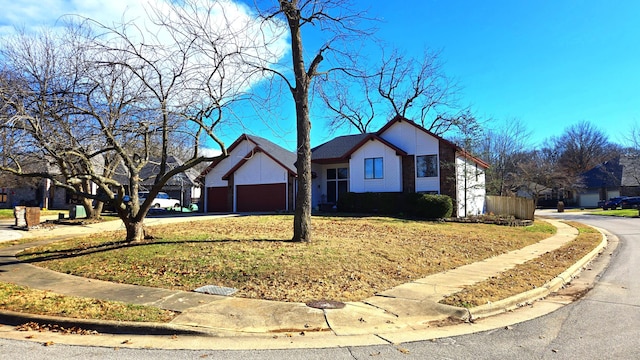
left=440, top=221, right=602, bottom=307
left=590, top=209, right=640, bottom=217
left=18, top=215, right=555, bottom=303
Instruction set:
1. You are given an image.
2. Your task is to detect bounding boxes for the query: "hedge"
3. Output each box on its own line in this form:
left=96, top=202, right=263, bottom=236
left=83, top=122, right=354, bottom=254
left=336, top=192, right=452, bottom=219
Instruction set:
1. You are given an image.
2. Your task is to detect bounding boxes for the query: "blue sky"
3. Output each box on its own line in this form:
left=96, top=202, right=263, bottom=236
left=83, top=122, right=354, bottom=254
left=373, top=1, right=640, bottom=146
left=2, top=1, right=639, bottom=151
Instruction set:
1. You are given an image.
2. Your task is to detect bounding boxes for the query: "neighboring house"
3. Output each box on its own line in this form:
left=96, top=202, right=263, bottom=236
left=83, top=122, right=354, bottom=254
left=0, top=177, right=69, bottom=210
left=200, top=116, right=489, bottom=217
left=578, top=155, right=640, bottom=208
left=113, top=155, right=202, bottom=206
left=200, top=134, right=297, bottom=212
left=516, top=182, right=565, bottom=208
left=311, top=116, right=488, bottom=217
left=0, top=164, right=74, bottom=210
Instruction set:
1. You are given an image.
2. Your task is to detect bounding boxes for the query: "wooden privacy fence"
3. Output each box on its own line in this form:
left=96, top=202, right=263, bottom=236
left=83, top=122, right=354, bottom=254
left=485, top=196, right=535, bottom=220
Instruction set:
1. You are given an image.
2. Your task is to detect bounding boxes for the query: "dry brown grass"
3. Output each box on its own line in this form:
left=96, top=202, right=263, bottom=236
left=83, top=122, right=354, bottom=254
left=0, top=282, right=176, bottom=322
left=440, top=221, right=602, bottom=307
left=18, top=215, right=555, bottom=303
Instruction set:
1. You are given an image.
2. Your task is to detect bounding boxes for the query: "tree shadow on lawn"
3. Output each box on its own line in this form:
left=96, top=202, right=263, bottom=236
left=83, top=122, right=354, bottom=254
left=17, top=237, right=298, bottom=265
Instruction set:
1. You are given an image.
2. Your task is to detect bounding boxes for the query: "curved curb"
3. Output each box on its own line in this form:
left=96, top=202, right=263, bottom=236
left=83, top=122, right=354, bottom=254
left=468, top=225, right=608, bottom=320
left=0, top=309, right=210, bottom=336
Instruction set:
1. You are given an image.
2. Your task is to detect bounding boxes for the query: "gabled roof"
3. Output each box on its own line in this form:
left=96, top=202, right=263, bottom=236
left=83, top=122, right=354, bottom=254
left=222, top=145, right=297, bottom=180
left=198, top=133, right=297, bottom=181
left=113, top=155, right=199, bottom=188
left=619, top=155, right=640, bottom=187
left=581, top=157, right=623, bottom=188
left=244, top=135, right=297, bottom=174
left=311, top=133, right=408, bottom=164
left=377, top=115, right=490, bottom=169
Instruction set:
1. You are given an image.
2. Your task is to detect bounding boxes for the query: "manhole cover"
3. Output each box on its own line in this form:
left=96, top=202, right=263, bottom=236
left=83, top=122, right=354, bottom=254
left=193, top=285, right=237, bottom=296
left=306, top=300, right=346, bottom=309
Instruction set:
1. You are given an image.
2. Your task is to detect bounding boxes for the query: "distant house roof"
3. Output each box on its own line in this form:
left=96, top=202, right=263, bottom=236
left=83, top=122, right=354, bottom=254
left=113, top=155, right=200, bottom=189
left=620, top=155, right=640, bottom=187
left=581, top=157, right=623, bottom=188
left=311, top=133, right=407, bottom=164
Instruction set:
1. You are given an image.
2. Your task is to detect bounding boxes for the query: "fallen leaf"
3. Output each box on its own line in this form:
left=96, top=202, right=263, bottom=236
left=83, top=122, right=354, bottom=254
left=43, top=341, right=55, bottom=347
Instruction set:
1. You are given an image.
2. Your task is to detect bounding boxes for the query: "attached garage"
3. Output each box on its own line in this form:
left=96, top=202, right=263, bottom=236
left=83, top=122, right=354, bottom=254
left=236, top=183, right=286, bottom=212
left=207, top=186, right=231, bottom=212
left=199, top=134, right=297, bottom=213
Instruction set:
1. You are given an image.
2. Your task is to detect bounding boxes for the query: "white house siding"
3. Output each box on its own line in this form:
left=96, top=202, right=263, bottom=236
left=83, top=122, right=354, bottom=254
left=203, top=140, right=255, bottom=188
left=455, top=156, right=486, bottom=217
left=415, top=167, right=441, bottom=193
left=233, top=152, right=289, bottom=211
left=349, top=140, right=402, bottom=193
left=379, top=120, right=438, bottom=155
left=234, top=152, right=289, bottom=186
left=379, top=120, right=441, bottom=193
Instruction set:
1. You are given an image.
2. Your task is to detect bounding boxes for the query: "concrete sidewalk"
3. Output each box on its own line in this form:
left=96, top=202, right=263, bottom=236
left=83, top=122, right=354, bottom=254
left=0, top=216, right=608, bottom=349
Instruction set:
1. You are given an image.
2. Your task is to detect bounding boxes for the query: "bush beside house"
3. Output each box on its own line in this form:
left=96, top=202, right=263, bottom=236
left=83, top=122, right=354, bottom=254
left=337, top=192, right=452, bottom=219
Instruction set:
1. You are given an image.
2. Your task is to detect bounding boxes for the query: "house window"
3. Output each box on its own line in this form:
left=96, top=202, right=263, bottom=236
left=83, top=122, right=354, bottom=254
left=0, top=193, right=6, bottom=203
left=416, top=155, right=438, bottom=178
left=326, top=168, right=348, bottom=203
left=364, top=158, right=383, bottom=179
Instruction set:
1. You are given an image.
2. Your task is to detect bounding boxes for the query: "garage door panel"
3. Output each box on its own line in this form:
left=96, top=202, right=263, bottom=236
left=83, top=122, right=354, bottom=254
left=237, top=184, right=285, bottom=212
left=207, top=186, right=230, bottom=212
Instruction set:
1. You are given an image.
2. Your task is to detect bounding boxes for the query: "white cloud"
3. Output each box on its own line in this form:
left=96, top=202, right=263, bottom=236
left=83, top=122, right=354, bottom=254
left=0, top=0, right=135, bottom=34
left=200, top=147, right=223, bottom=158
left=1, top=0, right=289, bottom=103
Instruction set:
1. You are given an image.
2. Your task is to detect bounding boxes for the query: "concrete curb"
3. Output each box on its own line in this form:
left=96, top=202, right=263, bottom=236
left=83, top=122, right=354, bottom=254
left=0, top=309, right=211, bottom=336
left=469, top=225, right=608, bottom=320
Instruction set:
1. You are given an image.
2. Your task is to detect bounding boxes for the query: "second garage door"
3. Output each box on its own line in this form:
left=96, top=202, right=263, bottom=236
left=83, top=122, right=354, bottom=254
left=236, top=183, right=286, bottom=212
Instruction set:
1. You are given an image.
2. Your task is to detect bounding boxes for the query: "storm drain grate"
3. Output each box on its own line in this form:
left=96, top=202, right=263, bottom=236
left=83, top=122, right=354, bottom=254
left=306, top=300, right=346, bottom=309
left=193, top=285, right=238, bottom=296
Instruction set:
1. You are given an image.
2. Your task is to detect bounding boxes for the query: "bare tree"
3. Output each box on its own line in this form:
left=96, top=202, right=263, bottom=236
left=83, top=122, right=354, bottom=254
left=0, top=6, right=260, bottom=242
left=552, top=120, right=619, bottom=177
left=317, top=71, right=378, bottom=134
left=477, top=118, right=532, bottom=196
left=244, top=0, right=371, bottom=242
left=320, top=46, right=472, bottom=136
left=515, top=145, right=583, bottom=209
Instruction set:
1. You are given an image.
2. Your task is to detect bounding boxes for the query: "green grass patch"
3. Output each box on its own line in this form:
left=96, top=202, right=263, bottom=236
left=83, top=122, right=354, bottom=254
left=0, top=208, right=69, bottom=220
left=589, top=209, right=640, bottom=217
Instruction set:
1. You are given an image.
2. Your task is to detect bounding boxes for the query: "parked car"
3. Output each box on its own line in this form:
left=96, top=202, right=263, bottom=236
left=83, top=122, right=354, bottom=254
left=139, top=191, right=181, bottom=209
left=620, top=196, right=640, bottom=209
left=98, top=194, right=131, bottom=212
left=602, top=196, right=628, bottom=210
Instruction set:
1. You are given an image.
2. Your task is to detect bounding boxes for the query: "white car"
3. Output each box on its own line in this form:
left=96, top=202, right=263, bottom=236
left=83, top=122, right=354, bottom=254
left=139, top=192, right=181, bottom=209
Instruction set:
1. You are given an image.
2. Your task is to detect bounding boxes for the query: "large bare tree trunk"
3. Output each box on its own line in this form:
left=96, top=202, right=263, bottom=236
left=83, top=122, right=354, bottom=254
left=284, top=1, right=313, bottom=242
left=123, top=219, right=146, bottom=243
left=293, top=95, right=312, bottom=242
left=80, top=197, right=99, bottom=219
